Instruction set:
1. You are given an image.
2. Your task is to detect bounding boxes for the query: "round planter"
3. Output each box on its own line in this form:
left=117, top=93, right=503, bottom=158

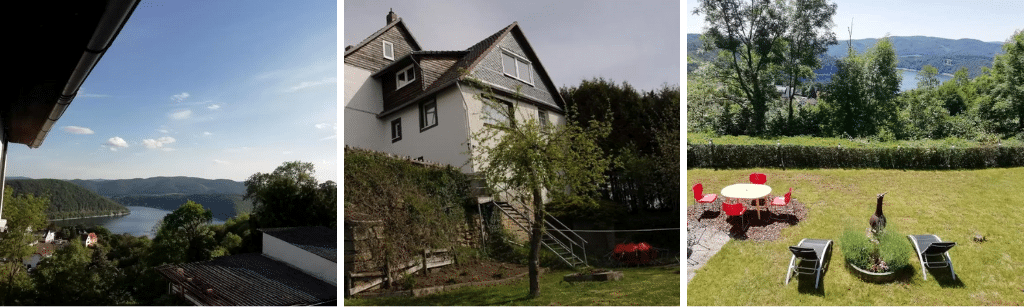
left=848, top=262, right=896, bottom=283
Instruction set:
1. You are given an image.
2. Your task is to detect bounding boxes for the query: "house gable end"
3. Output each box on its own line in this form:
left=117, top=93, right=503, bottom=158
left=468, top=26, right=563, bottom=113
left=344, top=20, right=421, bottom=72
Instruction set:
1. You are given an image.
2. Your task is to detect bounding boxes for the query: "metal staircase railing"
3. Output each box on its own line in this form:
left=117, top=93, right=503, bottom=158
left=492, top=201, right=588, bottom=268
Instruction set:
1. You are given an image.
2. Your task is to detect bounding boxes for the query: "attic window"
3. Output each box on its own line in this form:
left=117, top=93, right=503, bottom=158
left=500, top=50, right=533, bottom=85
left=396, top=65, right=415, bottom=89
left=383, top=41, right=394, bottom=60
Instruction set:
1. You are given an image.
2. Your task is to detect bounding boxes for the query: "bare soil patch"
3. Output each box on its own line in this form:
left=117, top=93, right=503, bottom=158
left=687, top=194, right=809, bottom=241
left=363, top=260, right=529, bottom=294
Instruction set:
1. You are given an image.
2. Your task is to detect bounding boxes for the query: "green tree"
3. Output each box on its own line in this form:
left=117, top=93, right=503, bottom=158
left=152, top=200, right=216, bottom=263
left=244, top=161, right=337, bottom=229
left=820, top=35, right=901, bottom=137
left=694, top=0, right=837, bottom=134
left=467, top=77, right=610, bottom=299
left=780, top=0, right=838, bottom=131
left=991, top=30, right=1024, bottom=134
left=917, top=65, right=940, bottom=90
left=0, top=188, right=48, bottom=305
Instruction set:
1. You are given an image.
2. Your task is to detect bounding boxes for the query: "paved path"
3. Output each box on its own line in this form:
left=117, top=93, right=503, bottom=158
left=686, top=225, right=731, bottom=284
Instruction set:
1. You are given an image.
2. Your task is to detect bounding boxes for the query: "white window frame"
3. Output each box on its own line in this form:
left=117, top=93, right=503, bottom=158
left=396, top=64, right=415, bottom=89
left=382, top=41, right=394, bottom=60
left=420, top=99, right=438, bottom=131
left=391, top=118, right=402, bottom=142
left=538, top=109, right=548, bottom=127
left=499, top=49, right=534, bottom=85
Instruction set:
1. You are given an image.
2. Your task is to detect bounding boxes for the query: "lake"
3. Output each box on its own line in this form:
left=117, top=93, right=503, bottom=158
left=899, top=69, right=953, bottom=92
left=52, top=206, right=226, bottom=239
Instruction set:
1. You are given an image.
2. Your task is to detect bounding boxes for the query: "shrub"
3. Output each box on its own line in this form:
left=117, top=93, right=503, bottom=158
left=840, top=227, right=875, bottom=269
left=877, top=227, right=912, bottom=272
left=399, top=273, right=417, bottom=290
left=840, top=226, right=911, bottom=273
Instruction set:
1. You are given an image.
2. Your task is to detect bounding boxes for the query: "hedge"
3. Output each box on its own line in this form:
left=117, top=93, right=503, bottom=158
left=687, top=144, right=1024, bottom=169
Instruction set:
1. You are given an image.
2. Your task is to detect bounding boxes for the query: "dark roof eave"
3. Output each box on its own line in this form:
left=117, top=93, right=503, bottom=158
left=20, top=0, right=140, bottom=148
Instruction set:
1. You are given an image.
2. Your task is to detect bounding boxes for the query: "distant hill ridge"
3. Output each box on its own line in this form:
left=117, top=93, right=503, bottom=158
left=7, top=179, right=129, bottom=220
left=65, top=176, right=246, bottom=197
left=687, top=34, right=1006, bottom=78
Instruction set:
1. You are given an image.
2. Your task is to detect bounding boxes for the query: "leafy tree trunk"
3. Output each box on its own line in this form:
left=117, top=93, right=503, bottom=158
left=527, top=185, right=544, bottom=299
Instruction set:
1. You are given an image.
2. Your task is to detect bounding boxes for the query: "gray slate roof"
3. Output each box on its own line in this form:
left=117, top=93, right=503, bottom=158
left=155, top=253, right=336, bottom=306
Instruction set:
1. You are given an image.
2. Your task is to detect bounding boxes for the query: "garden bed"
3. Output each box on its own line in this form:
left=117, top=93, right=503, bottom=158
left=356, top=260, right=529, bottom=297
left=686, top=195, right=808, bottom=241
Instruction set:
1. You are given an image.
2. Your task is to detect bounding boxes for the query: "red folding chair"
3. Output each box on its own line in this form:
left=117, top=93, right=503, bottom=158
left=692, top=183, right=718, bottom=213
left=749, top=173, right=767, bottom=184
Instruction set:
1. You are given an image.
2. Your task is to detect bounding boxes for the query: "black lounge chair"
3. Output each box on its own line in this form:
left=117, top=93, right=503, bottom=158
left=908, top=234, right=957, bottom=280
left=785, top=238, right=832, bottom=289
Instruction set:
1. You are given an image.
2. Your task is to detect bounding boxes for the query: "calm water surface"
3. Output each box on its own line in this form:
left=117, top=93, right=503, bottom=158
left=899, top=69, right=953, bottom=92
left=52, top=206, right=225, bottom=238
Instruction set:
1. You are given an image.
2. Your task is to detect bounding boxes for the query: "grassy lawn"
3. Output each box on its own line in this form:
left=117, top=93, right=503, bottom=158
left=345, top=266, right=680, bottom=306
left=688, top=168, right=1024, bottom=305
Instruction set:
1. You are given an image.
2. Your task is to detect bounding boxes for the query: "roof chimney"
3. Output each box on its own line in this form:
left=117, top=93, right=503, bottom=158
left=386, top=9, right=398, bottom=24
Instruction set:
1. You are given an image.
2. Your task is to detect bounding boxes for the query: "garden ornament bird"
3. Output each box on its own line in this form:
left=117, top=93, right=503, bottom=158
left=869, top=192, right=888, bottom=233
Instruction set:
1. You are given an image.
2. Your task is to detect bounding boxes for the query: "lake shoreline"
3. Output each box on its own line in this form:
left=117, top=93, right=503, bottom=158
left=48, top=211, right=131, bottom=222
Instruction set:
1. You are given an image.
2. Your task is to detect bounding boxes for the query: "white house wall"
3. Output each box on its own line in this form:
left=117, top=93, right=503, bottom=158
left=380, top=85, right=473, bottom=173
left=344, top=63, right=385, bottom=151
left=262, top=233, right=337, bottom=285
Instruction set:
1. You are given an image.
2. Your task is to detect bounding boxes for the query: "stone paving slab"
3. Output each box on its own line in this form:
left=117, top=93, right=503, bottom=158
left=686, top=225, right=731, bottom=284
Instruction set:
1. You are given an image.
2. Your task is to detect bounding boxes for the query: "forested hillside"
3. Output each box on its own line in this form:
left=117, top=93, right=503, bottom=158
left=7, top=179, right=128, bottom=220
left=110, top=194, right=252, bottom=220
left=688, top=34, right=1004, bottom=78
left=67, top=176, right=245, bottom=196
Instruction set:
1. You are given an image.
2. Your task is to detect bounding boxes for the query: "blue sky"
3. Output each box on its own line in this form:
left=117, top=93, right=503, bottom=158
left=8, top=1, right=337, bottom=182
left=687, top=0, right=1023, bottom=43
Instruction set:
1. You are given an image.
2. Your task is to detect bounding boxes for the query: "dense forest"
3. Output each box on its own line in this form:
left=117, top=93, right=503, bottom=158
left=6, top=179, right=128, bottom=220
left=111, top=193, right=252, bottom=220
left=67, top=176, right=245, bottom=196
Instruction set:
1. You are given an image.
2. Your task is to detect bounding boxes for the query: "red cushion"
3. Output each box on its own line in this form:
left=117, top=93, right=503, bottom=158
left=698, top=193, right=717, bottom=203
left=772, top=196, right=787, bottom=206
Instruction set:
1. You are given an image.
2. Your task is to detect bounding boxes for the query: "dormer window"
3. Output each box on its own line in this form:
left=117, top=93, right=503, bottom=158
left=500, top=49, right=533, bottom=85
left=396, top=65, right=415, bottom=89
left=382, top=41, right=394, bottom=60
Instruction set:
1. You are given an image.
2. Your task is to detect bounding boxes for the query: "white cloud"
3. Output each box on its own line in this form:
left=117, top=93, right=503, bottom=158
left=283, top=151, right=293, bottom=155
left=207, top=104, right=221, bottom=110
left=288, top=78, right=336, bottom=92
left=172, top=92, right=190, bottom=102
left=315, top=122, right=337, bottom=130
left=62, top=126, right=95, bottom=135
left=202, top=132, right=212, bottom=136
left=169, top=110, right=192, bottom=120
left=157, top=129, right=170, bottom=133
left=105, top=137, right=128, bottom=151
left=142, top=136, right=176, bottom=149
left=213, top=159, right=230, bottom=165
left=320, top=134, right=337, bottom=141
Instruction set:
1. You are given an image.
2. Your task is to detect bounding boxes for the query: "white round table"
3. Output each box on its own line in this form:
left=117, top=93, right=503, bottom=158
left=721, top=183, right=772, bottom=219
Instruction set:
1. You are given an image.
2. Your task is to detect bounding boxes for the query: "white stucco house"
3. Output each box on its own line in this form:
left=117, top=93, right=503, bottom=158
left=344, top=10, right=567, bottom=174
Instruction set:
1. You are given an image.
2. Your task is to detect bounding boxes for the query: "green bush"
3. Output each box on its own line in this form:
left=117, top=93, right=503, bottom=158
left=839, top=226, right=911, bottom=273
left=877, top=227, right=912, bottom=272
left=453, top=246, right=484, bottom=265
left=399, top=273, right=417, bottom=290
left=687, top=143, right=1024, bottom=169
left=840, top=227, right=875, bottom=269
